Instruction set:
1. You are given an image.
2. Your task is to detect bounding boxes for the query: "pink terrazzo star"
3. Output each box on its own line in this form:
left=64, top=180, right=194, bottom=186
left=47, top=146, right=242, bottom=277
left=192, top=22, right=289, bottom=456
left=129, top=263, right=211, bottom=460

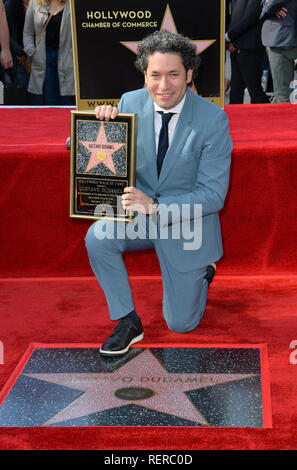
left=80, top=123, right=125, bottom=174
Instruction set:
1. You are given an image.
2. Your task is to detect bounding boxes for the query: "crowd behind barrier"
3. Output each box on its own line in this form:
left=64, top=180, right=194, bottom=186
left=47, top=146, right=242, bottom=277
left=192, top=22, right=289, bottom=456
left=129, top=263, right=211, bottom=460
left=0, top=0, right=297, bottom=106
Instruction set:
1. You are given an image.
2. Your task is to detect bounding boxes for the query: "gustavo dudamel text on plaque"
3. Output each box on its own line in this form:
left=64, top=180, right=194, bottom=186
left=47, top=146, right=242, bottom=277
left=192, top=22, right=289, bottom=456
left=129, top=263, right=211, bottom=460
left=70, top=111, right=137, bottom=222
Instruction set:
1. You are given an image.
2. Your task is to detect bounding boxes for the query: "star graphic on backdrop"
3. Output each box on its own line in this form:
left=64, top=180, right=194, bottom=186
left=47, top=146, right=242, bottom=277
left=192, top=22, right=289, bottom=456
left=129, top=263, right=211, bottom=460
left=24, top=349, right=256, bottom=426
left=79, top=123, right=125, bottom=174
left=121, top=4, right=216, bottom=94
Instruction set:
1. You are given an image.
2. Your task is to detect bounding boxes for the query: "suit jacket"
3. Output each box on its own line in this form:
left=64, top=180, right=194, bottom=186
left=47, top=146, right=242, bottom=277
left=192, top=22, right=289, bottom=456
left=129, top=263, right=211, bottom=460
left=260, top=0, right=297, bottom=47
left=117, top=88, right=232, bottom=272
left=226, top=0, right=264, bottom=49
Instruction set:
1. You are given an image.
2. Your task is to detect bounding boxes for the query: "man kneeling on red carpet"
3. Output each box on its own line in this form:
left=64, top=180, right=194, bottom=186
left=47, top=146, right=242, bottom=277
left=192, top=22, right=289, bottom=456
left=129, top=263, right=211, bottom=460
left=85, top=30, right=233, bottom=356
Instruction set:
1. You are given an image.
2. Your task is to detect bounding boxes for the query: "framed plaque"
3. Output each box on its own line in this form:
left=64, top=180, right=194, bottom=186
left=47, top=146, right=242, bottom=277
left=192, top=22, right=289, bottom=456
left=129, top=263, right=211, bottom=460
left=70, top=111, right=137, bottom=222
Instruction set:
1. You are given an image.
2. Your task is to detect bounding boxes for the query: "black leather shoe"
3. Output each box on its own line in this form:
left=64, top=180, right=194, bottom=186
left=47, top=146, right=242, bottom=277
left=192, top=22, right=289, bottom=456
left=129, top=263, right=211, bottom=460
left=100, top=316, right=144, bottom=356
left=204, top=264, right=216, bottom=285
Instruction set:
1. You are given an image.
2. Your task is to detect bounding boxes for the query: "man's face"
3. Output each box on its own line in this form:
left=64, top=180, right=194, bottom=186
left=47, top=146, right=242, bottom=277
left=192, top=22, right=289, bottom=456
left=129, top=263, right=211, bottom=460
left=144, top=52, right=193, bottom=109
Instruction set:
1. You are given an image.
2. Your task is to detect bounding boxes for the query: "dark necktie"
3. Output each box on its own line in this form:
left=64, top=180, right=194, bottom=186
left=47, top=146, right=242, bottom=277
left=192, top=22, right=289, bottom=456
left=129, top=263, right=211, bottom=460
left=157, top=111, right=174, bottom=177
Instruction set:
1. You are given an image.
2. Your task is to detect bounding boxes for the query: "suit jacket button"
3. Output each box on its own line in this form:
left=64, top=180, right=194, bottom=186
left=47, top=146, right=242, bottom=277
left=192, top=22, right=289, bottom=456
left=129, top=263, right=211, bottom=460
left=155, top=193, right=160, bottom=198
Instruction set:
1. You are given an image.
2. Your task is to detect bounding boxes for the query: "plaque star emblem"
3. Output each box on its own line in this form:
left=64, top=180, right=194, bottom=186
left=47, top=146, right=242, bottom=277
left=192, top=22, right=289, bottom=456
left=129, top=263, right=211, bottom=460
left=121, top=4, right=216, bottom=94
left=24, top=349, right=256, bottom=426
left=79, top=123, right=125, bottom=174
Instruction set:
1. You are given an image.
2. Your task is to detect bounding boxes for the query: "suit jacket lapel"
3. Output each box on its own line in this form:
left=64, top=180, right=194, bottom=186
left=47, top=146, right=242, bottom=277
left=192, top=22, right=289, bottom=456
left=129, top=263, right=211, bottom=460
left=141, top=94, right=159, bottom=184
left=158, top=88, right=194, bottom=185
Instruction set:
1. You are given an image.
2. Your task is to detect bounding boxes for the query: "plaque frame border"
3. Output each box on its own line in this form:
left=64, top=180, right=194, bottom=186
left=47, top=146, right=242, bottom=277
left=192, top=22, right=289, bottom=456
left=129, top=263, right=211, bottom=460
left=69, top=110, right=137, bottom=222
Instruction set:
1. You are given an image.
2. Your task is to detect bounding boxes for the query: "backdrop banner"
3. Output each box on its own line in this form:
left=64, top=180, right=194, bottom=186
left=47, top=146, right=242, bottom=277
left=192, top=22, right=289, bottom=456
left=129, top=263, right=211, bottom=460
left=70, top=0, right=226, bottom=109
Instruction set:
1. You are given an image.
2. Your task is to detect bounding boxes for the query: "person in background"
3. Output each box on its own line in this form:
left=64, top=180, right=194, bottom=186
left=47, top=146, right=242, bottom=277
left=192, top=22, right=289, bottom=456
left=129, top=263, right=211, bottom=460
left=5, top=0, right=29, bottom=86
left=226, top=0, right=270, bottom=103
left=261, top=0, right=297, bottom=102
left=23, top=0, right=75, bottom=105
left=0, top=0, right=13, bottom=69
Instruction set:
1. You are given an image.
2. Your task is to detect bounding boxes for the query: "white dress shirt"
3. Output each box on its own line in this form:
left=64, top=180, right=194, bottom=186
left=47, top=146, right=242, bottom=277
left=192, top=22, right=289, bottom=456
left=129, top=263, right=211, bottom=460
left=154, top=94, right=186, bottom=152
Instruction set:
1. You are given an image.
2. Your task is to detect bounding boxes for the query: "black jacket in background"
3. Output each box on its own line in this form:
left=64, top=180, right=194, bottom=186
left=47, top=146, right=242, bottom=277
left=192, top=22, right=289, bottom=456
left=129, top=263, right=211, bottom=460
left=227, top=0, right=265, bottom=49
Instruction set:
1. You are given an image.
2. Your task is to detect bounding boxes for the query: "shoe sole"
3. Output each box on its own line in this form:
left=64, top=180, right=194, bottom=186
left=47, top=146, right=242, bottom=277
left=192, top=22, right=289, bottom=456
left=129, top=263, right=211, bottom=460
left=99, top=332, right=144, bottom=356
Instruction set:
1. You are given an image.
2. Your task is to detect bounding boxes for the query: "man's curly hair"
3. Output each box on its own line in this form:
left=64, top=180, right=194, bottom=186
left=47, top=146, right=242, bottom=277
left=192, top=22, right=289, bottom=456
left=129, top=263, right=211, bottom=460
left=135, top=30, right=201, bottom=76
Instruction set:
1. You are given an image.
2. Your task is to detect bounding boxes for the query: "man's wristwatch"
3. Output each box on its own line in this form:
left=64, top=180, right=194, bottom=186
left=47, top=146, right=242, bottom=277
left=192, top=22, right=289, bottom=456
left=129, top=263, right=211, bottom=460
left=151, top=197, right=159, bottom=215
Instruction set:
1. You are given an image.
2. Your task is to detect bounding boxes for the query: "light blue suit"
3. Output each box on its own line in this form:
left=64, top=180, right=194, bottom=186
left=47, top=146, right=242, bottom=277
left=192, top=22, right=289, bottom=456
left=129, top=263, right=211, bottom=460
left=85, top=87, right=232, bottom=333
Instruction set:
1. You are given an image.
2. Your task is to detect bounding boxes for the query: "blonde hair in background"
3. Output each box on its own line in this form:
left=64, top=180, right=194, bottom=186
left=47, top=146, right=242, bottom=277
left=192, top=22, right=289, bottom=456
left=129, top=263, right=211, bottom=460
left=37, top=0, right=66, bottom=6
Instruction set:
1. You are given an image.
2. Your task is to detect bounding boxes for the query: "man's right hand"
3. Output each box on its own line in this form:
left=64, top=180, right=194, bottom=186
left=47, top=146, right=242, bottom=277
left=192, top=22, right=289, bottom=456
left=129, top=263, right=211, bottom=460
left=276, top=7, right=287, bottom=19
left=95, top=105, right=119, bottom=121
left=227, top=42, right=237, bottom=53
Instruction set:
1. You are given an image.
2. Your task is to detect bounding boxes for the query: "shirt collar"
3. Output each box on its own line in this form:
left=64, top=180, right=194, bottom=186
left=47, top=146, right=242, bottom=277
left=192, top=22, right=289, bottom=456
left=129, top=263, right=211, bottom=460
left=154, top=93, right=186, bottom=115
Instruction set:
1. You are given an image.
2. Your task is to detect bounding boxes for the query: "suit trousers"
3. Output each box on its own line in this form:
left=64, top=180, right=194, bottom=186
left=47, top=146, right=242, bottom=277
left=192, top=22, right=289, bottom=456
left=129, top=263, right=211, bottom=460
left=267, top=46, right=297, bottom=103
left=85, top=217, right=210, bottom=333
left=230, top=48, right=270, bottom=104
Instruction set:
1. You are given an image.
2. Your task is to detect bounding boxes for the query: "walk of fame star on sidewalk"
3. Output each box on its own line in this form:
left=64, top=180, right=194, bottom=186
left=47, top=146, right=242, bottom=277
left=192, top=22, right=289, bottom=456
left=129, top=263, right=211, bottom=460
left=24, top=349, right=256, bottom=426
left=0, top=344, right=271, bottom=427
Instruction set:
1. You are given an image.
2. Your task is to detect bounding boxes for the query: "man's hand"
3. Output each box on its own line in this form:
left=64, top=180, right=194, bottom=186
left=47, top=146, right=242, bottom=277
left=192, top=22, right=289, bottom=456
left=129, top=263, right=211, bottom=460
left=276, top=7, right=287, bottom=19
left=122, top=186, right=154, bottom=215
left=227, top=42, right=237, bottom=53
left=95, top=104, right=119, bottom=121
left=17, top=54, right=26, bottom=66
left=95, top=108, right=154, bottom=214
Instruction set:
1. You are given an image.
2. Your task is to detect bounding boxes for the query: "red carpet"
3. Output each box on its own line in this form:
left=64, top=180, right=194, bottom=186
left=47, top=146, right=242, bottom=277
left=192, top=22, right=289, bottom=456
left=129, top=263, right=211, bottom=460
left=0, top=104, right=297, bottom=277
left=0, top=104, right=297, bottom=449
left=0, top=275, right=296, bottom=448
